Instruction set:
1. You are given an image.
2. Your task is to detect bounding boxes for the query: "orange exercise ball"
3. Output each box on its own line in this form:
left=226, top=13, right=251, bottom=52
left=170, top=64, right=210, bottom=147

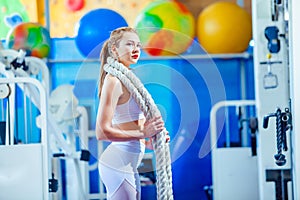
left=197, top=2, right=252, bottom=53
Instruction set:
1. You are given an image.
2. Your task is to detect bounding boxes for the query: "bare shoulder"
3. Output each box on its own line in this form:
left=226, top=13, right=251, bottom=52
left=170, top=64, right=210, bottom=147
left=104, top=74, right=121, bottom=87
left=103, top=74, right=123, bottom=95
left=105, top=74, right=120, bottom=83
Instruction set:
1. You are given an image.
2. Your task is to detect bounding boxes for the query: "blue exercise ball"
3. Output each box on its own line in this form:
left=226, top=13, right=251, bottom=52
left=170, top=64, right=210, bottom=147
left=75, top=9, right=128, bottom=58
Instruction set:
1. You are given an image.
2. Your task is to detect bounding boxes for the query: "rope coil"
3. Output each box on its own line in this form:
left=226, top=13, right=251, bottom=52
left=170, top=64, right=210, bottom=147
left=104, top=57, right=174, bottom=200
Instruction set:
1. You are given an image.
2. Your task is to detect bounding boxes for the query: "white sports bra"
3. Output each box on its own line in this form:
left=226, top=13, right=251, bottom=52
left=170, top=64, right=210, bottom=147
left=112, top=95, right=145, bottom=124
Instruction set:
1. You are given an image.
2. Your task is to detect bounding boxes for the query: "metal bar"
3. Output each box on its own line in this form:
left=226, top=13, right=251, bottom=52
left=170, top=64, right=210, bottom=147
left=47, top=52, right=252, bottom=64
left=0, top=100, right=3, bottom=121
left=8, top=83, right=15, bottom=145
left=44, top=0, right=50, bottom=31
left=210, top=100, right=256, bottom=149
left=5, top=98, right=10, bottom=145
left=225, top=107, right=230, bottom=147
left=239, top=59, right=249, bottom=146
left=23, top=83, right=28, bottom=144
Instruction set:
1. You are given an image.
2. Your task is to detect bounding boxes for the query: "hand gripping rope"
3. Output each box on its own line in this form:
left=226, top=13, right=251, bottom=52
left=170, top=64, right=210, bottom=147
left=104, top=57, right=174, bottom=200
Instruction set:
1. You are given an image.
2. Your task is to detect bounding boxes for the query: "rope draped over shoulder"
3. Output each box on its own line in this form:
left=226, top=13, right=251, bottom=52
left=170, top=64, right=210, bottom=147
left=104, top=57, right=174, bottom=200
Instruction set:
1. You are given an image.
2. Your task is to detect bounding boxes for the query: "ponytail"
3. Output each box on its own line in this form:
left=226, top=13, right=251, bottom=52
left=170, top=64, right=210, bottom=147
left=98, top=40, right=110, bottom=97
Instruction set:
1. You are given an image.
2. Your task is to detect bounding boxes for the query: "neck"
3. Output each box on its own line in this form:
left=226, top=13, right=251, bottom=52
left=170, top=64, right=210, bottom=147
left=117, top=59, right=130, bottom=68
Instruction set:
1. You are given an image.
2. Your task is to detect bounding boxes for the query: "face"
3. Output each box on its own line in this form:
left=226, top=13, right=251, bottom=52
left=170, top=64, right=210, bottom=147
left=114, top=32, right=142, bottom=67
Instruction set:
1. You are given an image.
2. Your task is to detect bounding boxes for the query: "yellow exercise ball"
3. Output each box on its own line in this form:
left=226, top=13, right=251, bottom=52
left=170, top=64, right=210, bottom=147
left=197, top=2, right=252, bottom=53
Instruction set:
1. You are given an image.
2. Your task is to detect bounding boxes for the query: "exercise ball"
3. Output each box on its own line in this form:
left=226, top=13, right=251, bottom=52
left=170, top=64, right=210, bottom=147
left=65, top=0, right=85, bottom=12
left=197, top=2, right=252, bottom=53
left=75, top=8, right=128, bottom=58
left=134, top=0, right=195, bottom=56
left=6, top=22, right=51, bottom=58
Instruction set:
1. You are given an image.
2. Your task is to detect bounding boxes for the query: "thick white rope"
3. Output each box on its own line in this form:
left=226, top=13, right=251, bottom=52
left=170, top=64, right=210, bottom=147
left=104, top=57, right=174, bottom=200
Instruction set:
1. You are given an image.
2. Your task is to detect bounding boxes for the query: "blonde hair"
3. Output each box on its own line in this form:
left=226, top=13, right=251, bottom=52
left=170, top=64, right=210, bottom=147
left=98, top=27, right=138, bottom=97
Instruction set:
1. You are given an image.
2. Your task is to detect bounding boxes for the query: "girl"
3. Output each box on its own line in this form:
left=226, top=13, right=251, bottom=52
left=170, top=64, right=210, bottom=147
left=96, top=27, right=166, bottom=200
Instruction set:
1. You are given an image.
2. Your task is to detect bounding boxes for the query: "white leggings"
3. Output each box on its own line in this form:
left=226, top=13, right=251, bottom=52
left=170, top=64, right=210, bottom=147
left=98, top=141, right=145, bottom=199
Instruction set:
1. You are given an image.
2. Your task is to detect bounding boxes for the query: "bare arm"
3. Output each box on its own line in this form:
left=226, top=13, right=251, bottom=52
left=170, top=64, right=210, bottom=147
left=95, top=75, right=164, bottom=141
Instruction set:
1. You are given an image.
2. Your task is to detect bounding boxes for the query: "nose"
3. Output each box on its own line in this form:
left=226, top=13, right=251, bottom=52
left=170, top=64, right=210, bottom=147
left=133, top=45, right=140, bottom=53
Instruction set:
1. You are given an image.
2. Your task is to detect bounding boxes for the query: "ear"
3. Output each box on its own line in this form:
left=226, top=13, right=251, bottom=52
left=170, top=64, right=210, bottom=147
left=111, top=44, right=118, bottom=56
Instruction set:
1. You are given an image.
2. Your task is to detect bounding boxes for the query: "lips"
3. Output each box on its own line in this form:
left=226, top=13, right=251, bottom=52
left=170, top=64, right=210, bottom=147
left=132, top=55, right=139, bottom=59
